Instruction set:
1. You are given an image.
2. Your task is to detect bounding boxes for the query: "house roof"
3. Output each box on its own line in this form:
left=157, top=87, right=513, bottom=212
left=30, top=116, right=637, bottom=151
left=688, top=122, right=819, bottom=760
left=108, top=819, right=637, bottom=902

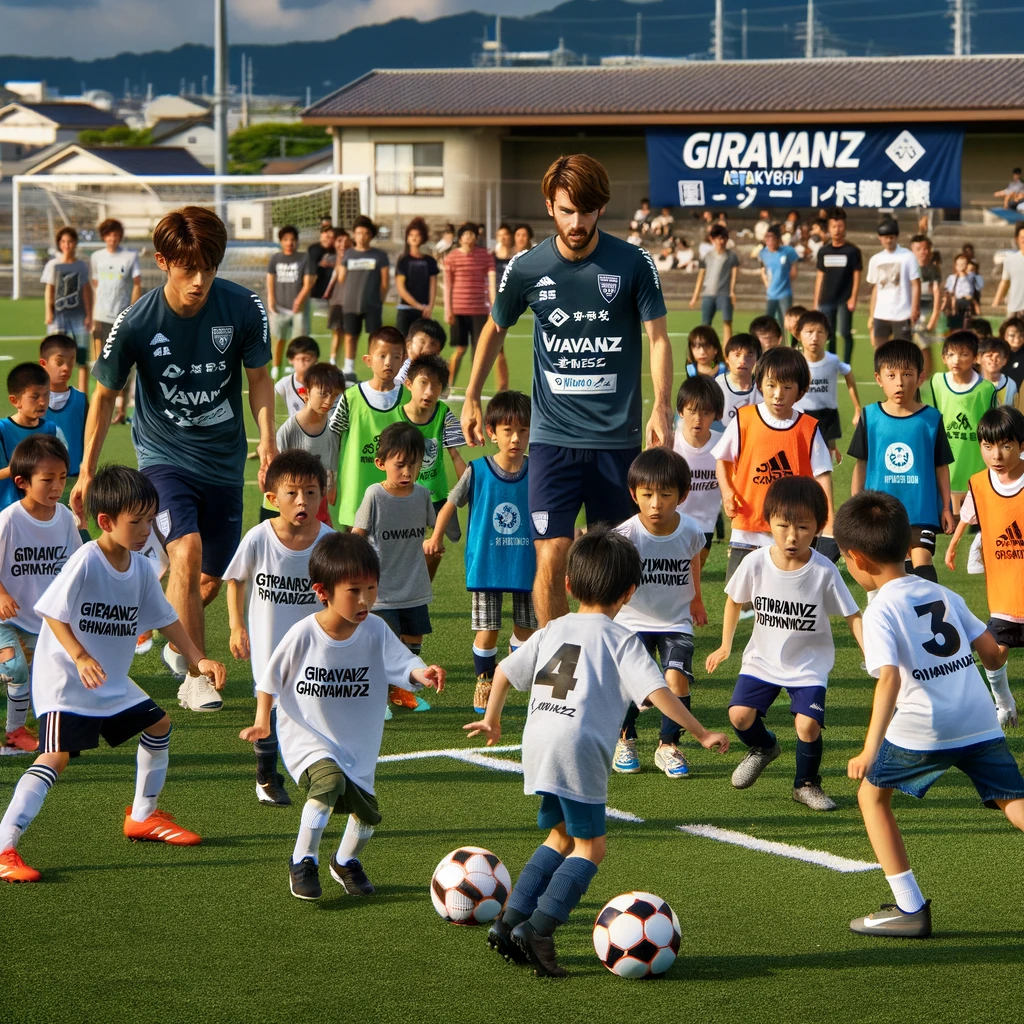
left=25, top=144, right=212, bottom=176
left=302, top=54, right=1024, bottom=127
left=149, top=115, right=213, bottom=143
left=0, top=101, right=123, bottom=129
left=261, top=144, right=333, bottom=175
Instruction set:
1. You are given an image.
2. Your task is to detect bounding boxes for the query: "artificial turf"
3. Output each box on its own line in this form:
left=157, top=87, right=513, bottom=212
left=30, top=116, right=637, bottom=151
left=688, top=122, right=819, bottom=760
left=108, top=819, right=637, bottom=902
left=1, top=295, right=1020, bottom=1024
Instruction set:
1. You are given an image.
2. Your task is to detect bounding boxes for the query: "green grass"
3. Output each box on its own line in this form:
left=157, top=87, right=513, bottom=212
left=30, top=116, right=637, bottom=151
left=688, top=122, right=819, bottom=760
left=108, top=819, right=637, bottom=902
left=2, top=297, right=1020, bottom=1024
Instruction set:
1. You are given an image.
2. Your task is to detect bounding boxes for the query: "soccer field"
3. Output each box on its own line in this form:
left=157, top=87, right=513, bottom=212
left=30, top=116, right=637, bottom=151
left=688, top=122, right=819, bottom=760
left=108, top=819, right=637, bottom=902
left=2, top=296, right=1020, bottom=1024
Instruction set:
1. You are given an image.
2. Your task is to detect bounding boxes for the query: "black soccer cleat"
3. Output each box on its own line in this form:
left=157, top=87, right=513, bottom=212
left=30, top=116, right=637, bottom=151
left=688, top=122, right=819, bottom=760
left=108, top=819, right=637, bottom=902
left=487, top=916, right=529, bottom=965
left=289, top=856, right=322, bottom=900
left=510, top=920, right=568, bottom=978
left=850, top=900, right=932, bottom=938
left=329, top=855, right=375, bottom=895
left=256, top=771, right=292, bottom=807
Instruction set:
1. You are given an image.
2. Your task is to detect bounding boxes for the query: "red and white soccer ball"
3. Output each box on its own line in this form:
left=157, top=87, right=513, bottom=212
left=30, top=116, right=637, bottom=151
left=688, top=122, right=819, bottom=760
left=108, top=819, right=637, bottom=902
left=430, top=846, right=511, bottom=925
left=592, top=891, right=681, bottom=978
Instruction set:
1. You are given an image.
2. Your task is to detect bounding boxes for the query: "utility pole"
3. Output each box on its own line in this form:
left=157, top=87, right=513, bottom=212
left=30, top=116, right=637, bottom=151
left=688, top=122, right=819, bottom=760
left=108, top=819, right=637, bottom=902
left=240, top=53, right=248, bottom=129
left=951, top=0, right=963, bottom=56
left=213, top=0, right=228, bottom=177
left=714, top=0, right=724, bottom=61
left=634, top=12, right=642, bottom=59
left=495, top=15, right=503, bottom=68
left=741, top=8, right=748, bottom=59
left=806, top=0, right=815, bottom=59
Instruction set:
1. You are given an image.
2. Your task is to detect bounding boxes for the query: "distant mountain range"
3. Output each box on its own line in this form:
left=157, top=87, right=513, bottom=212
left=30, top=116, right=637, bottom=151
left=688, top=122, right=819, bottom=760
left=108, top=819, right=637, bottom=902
left=0, top=0, right=1006, bottom=105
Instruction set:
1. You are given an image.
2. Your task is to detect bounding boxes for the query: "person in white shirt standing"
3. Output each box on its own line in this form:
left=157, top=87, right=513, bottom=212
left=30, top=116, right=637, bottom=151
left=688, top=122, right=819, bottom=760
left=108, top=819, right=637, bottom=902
left=836, top=491, right=1024, bottom=939
left=867, top=218, right=920, bottom=349
left=90, top=219, right=142, bottom=424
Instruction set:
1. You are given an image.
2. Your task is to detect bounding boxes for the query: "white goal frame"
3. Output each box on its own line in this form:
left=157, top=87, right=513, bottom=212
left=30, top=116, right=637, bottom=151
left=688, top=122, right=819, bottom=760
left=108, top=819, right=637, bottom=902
left=12, top=173, right=371, bottom=300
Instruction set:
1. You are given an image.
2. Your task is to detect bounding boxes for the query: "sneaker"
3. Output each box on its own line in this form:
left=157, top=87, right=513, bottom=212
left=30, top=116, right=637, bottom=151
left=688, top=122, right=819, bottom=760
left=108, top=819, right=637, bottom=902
left=612, top=738, right=641, bottom=774
left=473, top=674, right=492, bottom=714
left=256, top=772, right=292, bottom=806
left=792, top=780, right=837, bottom=811
left=739, top=608, right=756, bottom=621
left=135, top=631, right=154, bottom=657
left=343, top=370, right=358, bottom=388
left=4, top=726, right=39, bottom=753
left=510, top=920, right=567, bottom=978
left=270, top=365, right=280, bottom=380
left=162, top=643, right=188, bottom=680
left=123, top=807, right=201, bottom=845
left=411, top=694, right=431, bottom=712
left=487, top=916, right=529, bottom=964
left=390, top=687, right=420, bottom=710
left=730, top=740, right=782, bottom=789
left=177, top=673, right=223, bottom=712
left=289, top=856, right=321, bottom=900
left=0, top=848, right=41, bottom=883
left=654, top=744, right=690, bottom=778
left=329, top=854, right=375, bottom=895
left=850, top=901, right=932, bottom=938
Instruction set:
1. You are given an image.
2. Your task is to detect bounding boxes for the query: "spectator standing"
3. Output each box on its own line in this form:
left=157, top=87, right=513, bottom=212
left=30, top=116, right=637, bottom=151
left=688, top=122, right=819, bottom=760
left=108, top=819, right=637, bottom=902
left=394, top=218, right=439, bottom=339
left=265, top=225, right=310, bottom=380
left=332, top=216, right=389, bottom=385
left=910, top=234, right=941, bottom=379
left=867, top=218, right=920, bottom=347
left=444, top=223, right=498, bottom=390
left=492, top=224, right=515, bottom=286
left=513, top=224, right=535, bottom=253
left=994, top=223, right=1024, bottom=319
left=299, top=223, right=336, bottom=336
left=42, top=227, right=92, bottom=394
left=814, top=207, right=862, bottom=364
left=690, top=225, right=740, bottom=342
left=758, top=226, right=799, bottom=329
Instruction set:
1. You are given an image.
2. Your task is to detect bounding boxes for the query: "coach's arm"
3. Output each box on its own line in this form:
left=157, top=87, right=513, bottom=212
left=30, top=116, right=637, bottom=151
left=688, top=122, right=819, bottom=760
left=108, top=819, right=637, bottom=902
left=246, top=364, right=279, bottom=492
left=69, top=381, right=120, bottom=527
left=461, top=317, right=508, bottom=447
left=644, top=315, right=673, bottom=448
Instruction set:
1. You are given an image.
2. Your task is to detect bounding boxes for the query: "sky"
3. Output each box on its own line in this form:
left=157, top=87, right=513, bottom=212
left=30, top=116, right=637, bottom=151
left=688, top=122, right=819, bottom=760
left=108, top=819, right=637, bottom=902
left=3, top=0, right=561, bottom=58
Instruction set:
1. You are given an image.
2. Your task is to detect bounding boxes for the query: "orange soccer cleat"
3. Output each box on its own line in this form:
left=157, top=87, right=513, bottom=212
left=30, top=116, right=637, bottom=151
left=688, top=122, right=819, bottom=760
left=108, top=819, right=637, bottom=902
left=389, top=685, right=419, bottom=709
left=123, top=807, right=202, bottom=846
left=0, top=848, right=41, bottom=883
left=4, top=726, right=39, bottom=753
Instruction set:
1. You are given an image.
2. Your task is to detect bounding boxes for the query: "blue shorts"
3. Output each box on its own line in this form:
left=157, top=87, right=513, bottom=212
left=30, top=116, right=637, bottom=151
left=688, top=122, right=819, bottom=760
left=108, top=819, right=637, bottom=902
left=729, top=673, right=827, bottom=725
left=866, top=736, right=1024, bottom=806
left=528, top=443, right=639, bottom=540
left=142, top=464, right=243, bottom=578
left=638, top=631, right=694, bottom=685
left=537, top=792, right=606, bottom=839
left=701, top=294, right=734, bottom=325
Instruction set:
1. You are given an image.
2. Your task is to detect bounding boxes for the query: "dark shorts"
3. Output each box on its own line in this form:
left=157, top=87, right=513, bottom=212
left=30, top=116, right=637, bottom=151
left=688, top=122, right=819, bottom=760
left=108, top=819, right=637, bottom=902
left=537, top=792, right=606, bottom=839
left=528, top=443, right=639, bottom=540
left=395, top=307, right=422, bottom=339
left=434, top=497, right=461, bottom=542
left=142, top=464, right=243, bottom=578
left=729, top=673, right=827, bottom=725
left=374, top=605, right=432, bottom=638
left=866, top=736, right=1024, bottom=805
left=910, top=525, right=938, bottom=555
left=701, top=294, right=734, bottom=324
left=451, top=314, right=488, bottom=349
left=92, top=321, right=114, bottom=344
left=343, top=310, right=383, bottom=339
left=39, top=699, right=165, bottom=756
left=300, top=757, right=382, bottom=825
left=638, top=631, right=695, bottom=685
left=702, top=531, right=714, bottom=551
left=807, top=406, right=841, bottom=442
left=872, top=318, right=913, bottom=343
left=987, top=616, right=1024, bottom=648
left=327, top=305, right=345, bottom=331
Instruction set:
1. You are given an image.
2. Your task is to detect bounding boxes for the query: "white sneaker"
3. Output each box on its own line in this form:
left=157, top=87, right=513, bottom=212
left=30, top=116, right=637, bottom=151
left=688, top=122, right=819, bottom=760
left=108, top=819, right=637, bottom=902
left=162, top=644, right=188, bottom=680
left=270, top=365, right=280, bottom=380
left=177, top=673, right=223, bottom=712
left=967, top=533, right=985, bottom=574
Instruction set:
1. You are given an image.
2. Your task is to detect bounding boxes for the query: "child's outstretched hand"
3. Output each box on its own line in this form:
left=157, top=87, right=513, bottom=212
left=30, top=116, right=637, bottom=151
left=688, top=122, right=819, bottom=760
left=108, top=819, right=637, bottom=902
left=464, top=718, right=500, bottom=746
left=0, top=593, right=18, bottom=620
left=414, top=665, right=445, bottom=693
left=705, top=646, right=730, bottom=674
left=198, top=659, right=227, bottom=691
left=944, top=544, right=958, bottom=572
left=690, top=597, right=708, bottom=628
left=700, top=730, right=730, bottom=754
left=229, top=626, right=250, bottom=660
left=239, top=722, right=270, bottom=743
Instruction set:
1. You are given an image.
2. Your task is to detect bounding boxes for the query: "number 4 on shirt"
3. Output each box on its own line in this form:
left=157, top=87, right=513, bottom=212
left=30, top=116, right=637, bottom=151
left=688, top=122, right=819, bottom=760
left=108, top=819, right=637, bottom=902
left=535, top=644, right=581, bottom=700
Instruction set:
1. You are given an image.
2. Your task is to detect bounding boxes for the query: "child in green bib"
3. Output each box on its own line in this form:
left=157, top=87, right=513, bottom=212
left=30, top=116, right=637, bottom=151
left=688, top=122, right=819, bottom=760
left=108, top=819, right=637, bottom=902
left=926, top=330, right=997, bottom=512
left=329, top=326, right=406, bottom=528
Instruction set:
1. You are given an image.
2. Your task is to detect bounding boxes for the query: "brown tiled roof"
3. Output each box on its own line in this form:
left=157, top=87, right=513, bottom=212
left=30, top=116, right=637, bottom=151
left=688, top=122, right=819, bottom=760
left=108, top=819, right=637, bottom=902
left=303, top=55, right=1024, bottom=126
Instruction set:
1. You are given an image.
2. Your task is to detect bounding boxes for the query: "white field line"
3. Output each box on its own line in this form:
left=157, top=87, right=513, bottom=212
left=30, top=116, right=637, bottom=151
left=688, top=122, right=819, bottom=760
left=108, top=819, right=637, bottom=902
left=378, top=745, right=877, bottom=872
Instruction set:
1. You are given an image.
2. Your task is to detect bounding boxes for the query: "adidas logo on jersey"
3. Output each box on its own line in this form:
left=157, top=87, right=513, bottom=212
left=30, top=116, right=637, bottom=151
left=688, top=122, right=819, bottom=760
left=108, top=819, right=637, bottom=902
left=995, top=520, right=1024, bottom=559
left=752, top=451, right=793, bottom=484
left=535, top=276, right=556, bottom=288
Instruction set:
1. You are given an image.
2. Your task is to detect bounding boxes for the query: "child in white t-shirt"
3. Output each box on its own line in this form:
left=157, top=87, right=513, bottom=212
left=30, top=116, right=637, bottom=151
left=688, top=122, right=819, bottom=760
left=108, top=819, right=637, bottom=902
left=465, top=528, right=728, bottom=977
left=716, top=333, right=761, bottom=427
left=707, top=476, right=862, bottom=812
left=241, top=532, right=444, bottom=901
left=227, top=450, right=335, bottom=807
left=0, top=434, right=81, bottom=753
left=274, top=336, right=320, bottom=417
left=0, top=466, right=225, bottom=883
left=836, top=490, right=1024, bottom=938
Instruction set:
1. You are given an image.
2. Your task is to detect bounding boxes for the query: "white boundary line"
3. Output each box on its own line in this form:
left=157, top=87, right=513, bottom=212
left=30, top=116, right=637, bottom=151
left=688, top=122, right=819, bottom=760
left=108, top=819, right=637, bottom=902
left=378, top=745, right=877, bottom=873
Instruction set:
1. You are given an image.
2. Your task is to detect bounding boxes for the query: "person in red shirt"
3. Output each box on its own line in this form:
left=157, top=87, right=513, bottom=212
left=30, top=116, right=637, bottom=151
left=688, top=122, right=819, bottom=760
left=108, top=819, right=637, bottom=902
left=444, top=224, right=501, bottom=389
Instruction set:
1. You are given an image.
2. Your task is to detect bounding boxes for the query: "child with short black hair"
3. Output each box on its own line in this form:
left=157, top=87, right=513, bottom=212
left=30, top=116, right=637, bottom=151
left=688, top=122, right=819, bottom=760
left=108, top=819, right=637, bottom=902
left=426, top=390, right=535, bottom=714
left=41, top=226, right=92, bottom=393
left=240, top=531, right=445, bottom=900
left=707, top=476, right=862, bottom=811
left=749, top=315, right=784, bottom=352
left=0, top=363, right=65, bottom=512
left=685, top=325, right=725, bottom=378
left=977, top=336, right=1018, bottom=406
left=39, top=334, right=87, bottom=479
left=227, top=450, right=335, bottom=806
left=466, top=528, right=728, bottom=977
left=716, top=333, right=761, bottom=425
left=275, top=336, right=321, bottom=417
left=613, top=449, right=710, bottom=779
left=784, top=304, right=808, bottom=347
left=926, top=330, right=997, bottom=514
left=395, top=317, right=447, bottom=387
left=999, top=316, right=1024, bottom=388
left=0, top=465, right=225, bottom=883
left=837, top=491, right=1024, bottom=938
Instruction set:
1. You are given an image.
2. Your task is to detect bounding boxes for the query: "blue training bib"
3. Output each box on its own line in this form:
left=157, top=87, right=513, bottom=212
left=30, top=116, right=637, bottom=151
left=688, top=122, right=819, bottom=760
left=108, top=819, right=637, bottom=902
left=465, top=458, right=535, bottom=593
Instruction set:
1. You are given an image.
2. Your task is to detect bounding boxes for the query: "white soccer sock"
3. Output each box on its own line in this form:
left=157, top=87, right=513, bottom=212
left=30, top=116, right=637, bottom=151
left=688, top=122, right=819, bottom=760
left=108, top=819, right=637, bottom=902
left=985, top=664, right=1013, bottom=704
left=293, top=799, right=331, bottom=864
left=336, top=815, right=374, bottom=865
left=509, top=633, right=526, bottom=653
left=0, top=763, right=57, bottom=850
left=343, top=358, right=355, bottom=374
left=885, top=869, right=926, bottom=914
left=131, top=729, right=171, bottom=822
left=6, top=680, right=30, bottom=733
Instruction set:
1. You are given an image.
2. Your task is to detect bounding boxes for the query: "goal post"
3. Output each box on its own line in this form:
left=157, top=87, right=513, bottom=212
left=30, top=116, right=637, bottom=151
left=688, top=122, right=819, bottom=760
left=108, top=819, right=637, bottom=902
left=12, top=173, right=371, bottom=300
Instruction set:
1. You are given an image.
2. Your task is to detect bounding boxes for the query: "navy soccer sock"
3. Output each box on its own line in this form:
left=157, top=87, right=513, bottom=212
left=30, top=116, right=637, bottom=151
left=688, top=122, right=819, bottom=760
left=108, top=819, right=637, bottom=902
left=794, top=735, right=823, bottom=787
left=734, top=717, right=775, bottom=750
left=255, top=708, right=280, bottom=778
left=660, top=694, right=690, bottom=746
left=531, top=856, right=600, bottom=936
left=620, top=703, right=641, bottom=741
left=503, top=844, right=565, bottom=928
left=472, top=646, right=497, bottom=677
left=911, top=563, right=938, bottom=583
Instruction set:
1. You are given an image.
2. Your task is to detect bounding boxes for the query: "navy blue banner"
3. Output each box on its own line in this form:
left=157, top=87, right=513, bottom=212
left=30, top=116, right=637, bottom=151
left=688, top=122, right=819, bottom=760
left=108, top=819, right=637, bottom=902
left=646, top=127, right=963, bottom=210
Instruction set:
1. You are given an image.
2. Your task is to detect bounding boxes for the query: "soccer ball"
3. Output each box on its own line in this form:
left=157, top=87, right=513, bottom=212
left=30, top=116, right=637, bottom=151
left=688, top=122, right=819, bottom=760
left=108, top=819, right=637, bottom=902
left=430, top=846, right=511, bottom=925
left=592, top=891, right=681, bottom=978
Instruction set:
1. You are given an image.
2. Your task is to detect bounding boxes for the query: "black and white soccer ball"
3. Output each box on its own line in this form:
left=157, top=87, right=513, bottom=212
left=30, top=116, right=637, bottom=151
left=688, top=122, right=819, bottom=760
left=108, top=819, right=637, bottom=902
left=592, top=891, right=681, bottom=978
left=430, top=846, right=511, bottom=925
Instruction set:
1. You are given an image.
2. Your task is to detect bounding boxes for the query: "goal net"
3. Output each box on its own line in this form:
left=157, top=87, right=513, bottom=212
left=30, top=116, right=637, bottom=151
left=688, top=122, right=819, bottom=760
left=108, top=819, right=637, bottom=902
left=12, top=174, right=370, bottom=299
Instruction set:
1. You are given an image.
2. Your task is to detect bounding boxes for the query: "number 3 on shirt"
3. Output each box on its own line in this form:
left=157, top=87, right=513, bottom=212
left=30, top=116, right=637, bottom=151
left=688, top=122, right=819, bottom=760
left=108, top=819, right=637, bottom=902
left=914, top=601, right=961, bottom=658
left=534, top=644, right=581, bottom=700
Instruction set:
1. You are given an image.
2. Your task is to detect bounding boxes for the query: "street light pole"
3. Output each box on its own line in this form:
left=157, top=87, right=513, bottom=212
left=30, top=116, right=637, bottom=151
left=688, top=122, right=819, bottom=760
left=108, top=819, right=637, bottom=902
left=214, top=0, right=228, bottom=217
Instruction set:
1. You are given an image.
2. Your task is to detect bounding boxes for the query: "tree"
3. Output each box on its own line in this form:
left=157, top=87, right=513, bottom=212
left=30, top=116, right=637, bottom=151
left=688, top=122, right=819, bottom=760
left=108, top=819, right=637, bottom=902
left=228, top=122, right=330, bottom=174
left=78, top=126, right=153, bottom=146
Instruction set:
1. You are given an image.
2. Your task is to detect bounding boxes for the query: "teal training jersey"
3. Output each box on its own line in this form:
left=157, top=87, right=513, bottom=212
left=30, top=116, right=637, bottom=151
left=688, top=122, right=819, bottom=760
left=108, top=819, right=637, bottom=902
left=93, top=279, right=270, bottom=486
left=491, top=232, right=666, bottom=450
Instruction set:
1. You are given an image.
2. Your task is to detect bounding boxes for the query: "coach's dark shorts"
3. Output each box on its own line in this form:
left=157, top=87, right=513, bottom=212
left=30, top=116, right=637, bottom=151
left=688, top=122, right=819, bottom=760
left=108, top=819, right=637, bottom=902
left=342, top=310, right=382, bottom=338
left=39, top=699, right=165, bottom=756
left=142, top=464, right=243, bottom=578
left=528, top=443, right=639, bottom=540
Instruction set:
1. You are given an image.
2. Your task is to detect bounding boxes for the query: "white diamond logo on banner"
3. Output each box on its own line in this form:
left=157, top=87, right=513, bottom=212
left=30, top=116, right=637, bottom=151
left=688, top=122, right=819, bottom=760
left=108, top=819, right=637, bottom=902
left=885, top=130, right=926, bottom=173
